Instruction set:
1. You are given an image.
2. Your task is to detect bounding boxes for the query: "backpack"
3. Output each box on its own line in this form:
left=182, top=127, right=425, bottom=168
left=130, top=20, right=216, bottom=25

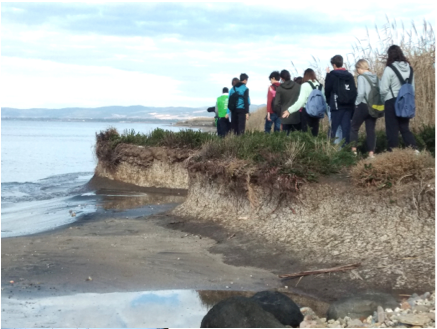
left=333, top=73, right=357, bottom=108
left=305, top=81, right=327, bottom=119
left=360, top=74, right=385, bottom=118
left=388, top=64, right=415, bottom=118
left=228, top=86, right=240, bottom=112
left=270, top=84, right=282, bottom=116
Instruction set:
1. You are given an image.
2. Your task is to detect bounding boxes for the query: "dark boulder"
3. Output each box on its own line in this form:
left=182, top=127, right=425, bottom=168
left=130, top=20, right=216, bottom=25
left=251, top=291, right=303, bottom=327
left=327, top=292, right=399, bottom=320
left=200, top=296, right=285, bottom=328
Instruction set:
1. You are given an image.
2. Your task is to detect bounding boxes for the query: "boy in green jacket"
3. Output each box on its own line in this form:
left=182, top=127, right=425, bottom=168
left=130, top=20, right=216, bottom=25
left=215, top=87, right=230, bottom=137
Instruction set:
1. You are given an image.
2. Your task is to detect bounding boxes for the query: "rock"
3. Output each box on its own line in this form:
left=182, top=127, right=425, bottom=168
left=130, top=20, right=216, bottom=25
left=200, top=296, right=285, bottom=328
left=413, top=305, right=430, bottom=312
left=347, top=319, right=363, bottom=327
left=397, top=314, right=431, bottom=326
left=251, top=291, right=303, bottom=327
left=401, top=301, right=411, bottom=310
left=377, top=306, right=385, bottom=323
left=327, top=292, right=398, bottom=320
left=427, top=312, right=435, bottom=321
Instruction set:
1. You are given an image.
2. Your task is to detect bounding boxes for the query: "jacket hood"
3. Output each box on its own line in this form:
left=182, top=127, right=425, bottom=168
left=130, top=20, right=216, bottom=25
left=391, top=61, right=410, bottom=73
left=233, top=82, right=247, bottom=93
left=279, top=80, right=297, bottom=90
left=330, top=69, right=353, bottom=78
left=361, top=72, right=378, bottom=84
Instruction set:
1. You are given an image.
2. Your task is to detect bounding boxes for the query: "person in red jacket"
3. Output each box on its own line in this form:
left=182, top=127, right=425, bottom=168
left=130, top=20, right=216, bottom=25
left=265, top=71, right=281, bottom=133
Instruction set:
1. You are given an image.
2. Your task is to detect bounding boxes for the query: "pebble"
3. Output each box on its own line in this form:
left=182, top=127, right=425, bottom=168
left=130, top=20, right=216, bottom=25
left=297, top=292, right=435, bottom=328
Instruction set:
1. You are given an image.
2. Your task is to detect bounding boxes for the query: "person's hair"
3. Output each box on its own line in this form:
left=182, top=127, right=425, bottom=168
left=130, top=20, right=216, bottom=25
left=269, top=71, right=280, bottom=81
left=269, top=71, right=281, bottom=81
left=280, top=69, right=291, bottom=81
left=293, top=76, right=303, bottom=84
left=240, top=73, right=249, bottom=81
left=330, top=55, right=343, bottom=68
left=386, top=45, right=410, bottom=66
left=355, top=59, right=370, bottom=72
left=302, top=69, right=317, bottom=83
left=232, top=77, right=239, bottom=86
left=222, top=87, right=229, bottom=93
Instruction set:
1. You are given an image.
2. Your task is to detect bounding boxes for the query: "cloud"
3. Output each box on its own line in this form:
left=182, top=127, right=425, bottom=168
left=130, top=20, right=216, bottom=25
left=1, top=2, right=434, bottom=108
left=0, top=57, right=183, bottom=108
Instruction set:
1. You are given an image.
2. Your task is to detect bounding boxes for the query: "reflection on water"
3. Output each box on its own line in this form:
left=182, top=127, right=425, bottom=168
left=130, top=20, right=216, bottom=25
left=1, top=289, right=328, bottom=328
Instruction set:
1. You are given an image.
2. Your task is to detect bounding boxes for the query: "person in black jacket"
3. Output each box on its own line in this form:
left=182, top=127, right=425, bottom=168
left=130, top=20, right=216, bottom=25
left=324, top=55, right=357, bottom=144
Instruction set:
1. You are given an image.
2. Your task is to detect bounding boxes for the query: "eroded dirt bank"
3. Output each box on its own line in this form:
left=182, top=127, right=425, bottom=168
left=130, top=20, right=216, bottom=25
left=94, top=141, right=435, bottom=295
left=173, top=173, right=435, bottom=292
left=95, top=143, right=191, bottom=189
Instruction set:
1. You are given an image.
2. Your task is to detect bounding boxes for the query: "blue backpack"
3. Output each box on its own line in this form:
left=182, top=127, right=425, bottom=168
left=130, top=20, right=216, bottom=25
left=306, top=81, right=327, bottom=119
left=389, top=64, right=415, bottom=118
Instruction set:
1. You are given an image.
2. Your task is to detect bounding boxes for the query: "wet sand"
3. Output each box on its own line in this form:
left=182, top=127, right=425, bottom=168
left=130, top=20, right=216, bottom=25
left=1, top=177, right=384, bottom=327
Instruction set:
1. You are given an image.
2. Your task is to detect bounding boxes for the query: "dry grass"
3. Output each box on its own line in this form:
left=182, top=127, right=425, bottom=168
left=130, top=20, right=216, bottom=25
left=247, top=105, right=267, bottom=132
left=350, top=148, right=435, bottom=188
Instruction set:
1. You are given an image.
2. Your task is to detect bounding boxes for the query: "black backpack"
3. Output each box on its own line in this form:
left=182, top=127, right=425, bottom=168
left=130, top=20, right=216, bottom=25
left=228, top=87, right=240, bottom=112
left=334, top=73, right=357, bottom=108
left=271, top=84, right=282, bottom=116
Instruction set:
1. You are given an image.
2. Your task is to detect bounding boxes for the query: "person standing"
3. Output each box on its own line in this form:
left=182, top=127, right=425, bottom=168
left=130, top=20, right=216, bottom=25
left=228, top=73, right=250, bottom=135
left=275, top=70, right=301, bottom=135
left=265, top=71, right=281, bottom=133
left=350, top=59, right=381, bottom=158
left=283, top=68, right=327, bottom=136
left=379, top=45, right=417, bottom=151
left=215, top=87, right=230, bottom=137
left=325, top=55, right=357, bottom=144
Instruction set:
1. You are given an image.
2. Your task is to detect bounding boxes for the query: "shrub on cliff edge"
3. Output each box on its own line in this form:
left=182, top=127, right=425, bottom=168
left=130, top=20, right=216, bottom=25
left=350, top=148, right=435, bottom=188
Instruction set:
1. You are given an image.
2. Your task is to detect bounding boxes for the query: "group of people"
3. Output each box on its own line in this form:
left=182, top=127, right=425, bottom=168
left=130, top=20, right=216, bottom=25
left=212, top=45, right=417, bottom=156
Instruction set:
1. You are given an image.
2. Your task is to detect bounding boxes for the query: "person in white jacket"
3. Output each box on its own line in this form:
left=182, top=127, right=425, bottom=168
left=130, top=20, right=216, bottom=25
left=379, top=45, right=417, bottom=151
left=282, top=68, right=326, bottom=136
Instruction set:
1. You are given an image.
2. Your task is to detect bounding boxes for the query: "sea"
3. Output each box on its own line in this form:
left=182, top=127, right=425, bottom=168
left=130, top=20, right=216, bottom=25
left=0, top=119, right=185, bottom=238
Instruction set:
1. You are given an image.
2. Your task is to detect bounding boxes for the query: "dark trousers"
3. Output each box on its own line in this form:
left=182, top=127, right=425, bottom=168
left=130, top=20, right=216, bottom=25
left=301, top=108, right=320, bottom=137
left=330, top=109, right=352, bottom=144
left=350, top=103, right=377, bottom=152
left=231, top=110, right=247, bottom=135
left=282, top=123, right=302, bottom=136
left=385, top=98, right=417, bottom=151
left=217, top=117, right=231, bottom=137
left=264, top=112, right=281, bottom=133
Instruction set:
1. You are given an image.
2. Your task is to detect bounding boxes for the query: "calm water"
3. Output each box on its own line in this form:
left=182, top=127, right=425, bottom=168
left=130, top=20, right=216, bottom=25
left=1, top=120, right=183, bottom=237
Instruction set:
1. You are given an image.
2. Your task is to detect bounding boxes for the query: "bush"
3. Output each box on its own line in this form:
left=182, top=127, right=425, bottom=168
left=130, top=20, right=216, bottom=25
left=350, top=148, right=435, bottom=188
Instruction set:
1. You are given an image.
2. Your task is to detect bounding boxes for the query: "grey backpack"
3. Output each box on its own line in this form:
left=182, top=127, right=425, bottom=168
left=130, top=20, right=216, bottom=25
left=361, top=74, right=384, bottom=118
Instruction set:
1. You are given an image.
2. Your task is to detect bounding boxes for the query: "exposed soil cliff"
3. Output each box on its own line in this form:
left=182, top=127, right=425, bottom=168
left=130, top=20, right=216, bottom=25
left=173, top=172, right=435, bottom=291
left=95, top=143, right=191, bottom=189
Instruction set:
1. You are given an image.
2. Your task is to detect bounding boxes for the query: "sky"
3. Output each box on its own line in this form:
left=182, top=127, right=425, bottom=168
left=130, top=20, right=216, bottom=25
left=1, top=1, right=435, bottom=109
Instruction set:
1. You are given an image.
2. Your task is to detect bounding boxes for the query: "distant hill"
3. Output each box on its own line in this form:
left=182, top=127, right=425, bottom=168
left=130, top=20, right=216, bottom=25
left=1, top=105, right=265, bottom=121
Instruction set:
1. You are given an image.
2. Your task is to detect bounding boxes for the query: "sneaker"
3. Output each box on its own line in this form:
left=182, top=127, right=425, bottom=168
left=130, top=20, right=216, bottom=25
left=415, top=150, right=420, bottom=155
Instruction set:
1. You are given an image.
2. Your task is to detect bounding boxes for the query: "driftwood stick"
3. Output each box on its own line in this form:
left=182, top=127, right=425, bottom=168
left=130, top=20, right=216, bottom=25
left=279, top=263, right=361, bottom=279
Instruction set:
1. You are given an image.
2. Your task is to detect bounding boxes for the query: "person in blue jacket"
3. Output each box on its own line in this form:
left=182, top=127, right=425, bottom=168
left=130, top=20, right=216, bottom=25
left=228, top=73, right=250, bottom=135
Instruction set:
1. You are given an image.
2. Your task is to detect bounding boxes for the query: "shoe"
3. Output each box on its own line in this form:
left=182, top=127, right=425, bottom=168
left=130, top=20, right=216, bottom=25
left=369, top=155, right=375, bottom=159
left=353, top=151, right=357, bottom=156
left=415, top=150, right=420, bottom=155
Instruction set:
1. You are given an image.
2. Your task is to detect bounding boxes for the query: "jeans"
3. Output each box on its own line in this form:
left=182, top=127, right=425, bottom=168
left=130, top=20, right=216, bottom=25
left=350, top=103, right=377, bottom=152
left=301, top=108, right=320, bottom=137
left=264, top=112, right=281, bottom=133
left=217, top=117, right=231, bottom=138
left=330, top=109, right=352, bottom=144
left=282, top=123, right=302, bottom=136
left=384, top=98, right=417, bottom=151
left=231, top=110, right=247, bottom=135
